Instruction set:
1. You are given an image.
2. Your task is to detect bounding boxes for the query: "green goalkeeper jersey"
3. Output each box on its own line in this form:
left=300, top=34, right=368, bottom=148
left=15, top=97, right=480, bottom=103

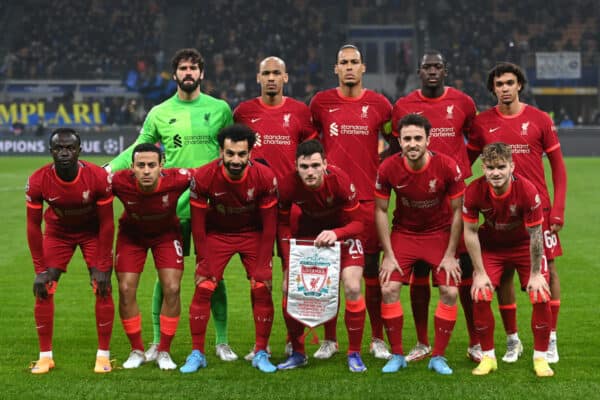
left=110, top=92, right=233, bottom=219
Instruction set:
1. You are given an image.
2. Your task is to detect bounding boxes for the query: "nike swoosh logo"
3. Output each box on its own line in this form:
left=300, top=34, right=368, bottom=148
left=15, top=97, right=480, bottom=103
left=328, top=108, right=340, bottom=113
left=489, top=127, right=500, bottom=133
left=395, top=184, right=408, bottom=189
left=351, top=256, right=361, bottom=259
left=214, top=192, right=227, bottom=196
left=481, top=208, right=492, bottom=212
left=251, top=118, right=261, bottom=123
left=414, top=111, right=424, bottom=115
left=48, top=197, right=60, bottom=201
left=99, top=321, right=112, bottom=327
left=127, top=201, right=137, bottom=205
left=176, top=259, right=183, bottom=263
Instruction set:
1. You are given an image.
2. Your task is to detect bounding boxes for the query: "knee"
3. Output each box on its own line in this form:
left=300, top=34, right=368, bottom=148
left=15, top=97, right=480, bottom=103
left=344, top=280, right=361, bottom=300
left=162, top=281, right=181, bottom=299
left=118, top=282, right=136, bottom=301
left=439, top=286, right=458, bottom=305
left=380, top=284, right=399, bottom=303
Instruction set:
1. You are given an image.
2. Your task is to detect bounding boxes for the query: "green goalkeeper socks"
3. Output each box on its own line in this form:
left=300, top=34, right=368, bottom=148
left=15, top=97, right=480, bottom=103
left=151, top=279, right=163, bottom=343
left=211, top=279, right=228, bottom=344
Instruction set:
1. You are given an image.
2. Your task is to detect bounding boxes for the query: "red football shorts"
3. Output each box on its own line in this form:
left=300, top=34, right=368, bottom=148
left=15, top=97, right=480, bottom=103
left=542, top=210, right=562, bottom=260
left=358, top=200, right=380, bottom=254
left=115, top=229, right=184, bottom=273
left=43, top=230, right=98, bottom=271
left=390, top=230, right=457, bottom=286
left=482, top=244, right=550, bottom=290
left=197, top=231, right=272, bottom=282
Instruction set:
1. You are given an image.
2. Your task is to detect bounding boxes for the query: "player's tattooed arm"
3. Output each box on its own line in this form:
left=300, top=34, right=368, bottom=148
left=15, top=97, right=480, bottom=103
left=527, top=224, right=544, bottom=274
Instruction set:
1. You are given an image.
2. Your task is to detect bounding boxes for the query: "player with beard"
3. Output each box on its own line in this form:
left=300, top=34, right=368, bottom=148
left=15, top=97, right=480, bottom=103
left=375, top=114, right=465, bottom=375
left=391, top=51, right=480, bottom=363
left=26, top=128, right=115, bottom=374
left=309, top=44, right=393, bottom=361
left=234, top=56, right=316, bottom=361
left=107, top=48, right=237, bottom=362
left=467, top=62, right=567, bottom=365
left=180, top=124, right=278, bottom=374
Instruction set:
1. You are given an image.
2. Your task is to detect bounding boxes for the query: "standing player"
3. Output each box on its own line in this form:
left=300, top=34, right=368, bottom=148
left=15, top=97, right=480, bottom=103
left=234, top=56, right=316, bottom=360
left=107, top=48, right=238, bottom=362
left=234, top=56, right=316, bottom=180
left=112, top=143, right=192, bottom=370
left=464, top=142, right=554, bottom=377
left=277, top=140, right=368, bottom=372
left=26, top=128, right=115, bottom=374
left=310, top=44, right=393, bottom=360
left=391, top=50, right=480, bottom=363
left=179, top=124, right=278, bottom=374
left=467, top=62, right=567, bottom=363
left=375, top=114, right=464, bottom=375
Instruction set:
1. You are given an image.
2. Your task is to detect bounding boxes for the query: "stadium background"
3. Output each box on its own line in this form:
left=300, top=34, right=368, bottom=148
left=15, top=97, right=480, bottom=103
left=1, top=0, right=599, bottom=155
left=1, top=1, right=599, bottom=398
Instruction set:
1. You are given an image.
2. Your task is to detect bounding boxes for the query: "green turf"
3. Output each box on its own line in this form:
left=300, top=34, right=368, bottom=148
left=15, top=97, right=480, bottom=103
left=1, top=156, right=599, bottom=399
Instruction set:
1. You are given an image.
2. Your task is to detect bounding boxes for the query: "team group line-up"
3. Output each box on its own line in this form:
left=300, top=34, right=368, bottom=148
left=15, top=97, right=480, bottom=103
left=25, top=45, right=566, bottom=377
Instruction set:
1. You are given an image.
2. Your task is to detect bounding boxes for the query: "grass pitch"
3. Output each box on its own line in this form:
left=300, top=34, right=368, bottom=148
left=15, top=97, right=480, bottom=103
left=1, top=156, right=599, bottom=399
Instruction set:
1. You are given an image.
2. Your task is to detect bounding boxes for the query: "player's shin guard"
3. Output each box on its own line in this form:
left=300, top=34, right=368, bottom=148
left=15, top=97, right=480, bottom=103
left=432, top=302, right=457, bottom=357
left=459, top=280, right=478, bottom=346
left=381, top=302, right=404, bottom=355
left=549, top=300, right=560, bottom=332
left=364, top=277, right=384, bottom=340
left=251, top=281, right=274, bottom=352
left=283, top=305, right=306, bottom=355
left=410, top=276, right=431, bottom=346
left=34, top=295, right=55, bottom=352
left=474, top=300, right=495, bottom=351
left=531, top=301, right=551, bottom=352
left=95, top=292, right=114, bottom=351
left=499, top=303, right=518, bottom=335
left=158, top=315, right=179, bottom=353
left=211, top=279, right=228, bottom=345
left=189, top=280, right=216, bottom=353
left=151, top=279, right=163, bottom=343
left=345, top=297, right=366, bottom=353
left=121, top=314, right=144, bottom=351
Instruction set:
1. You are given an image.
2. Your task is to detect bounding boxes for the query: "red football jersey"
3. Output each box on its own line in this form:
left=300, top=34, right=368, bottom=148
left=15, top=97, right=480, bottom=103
left=112, top=168, right=192, bottom=235
left=278, top=165, right=360, bottom=238
left=463, top=174, right=543, bottom=249
left=375, top=152, right=465, bottom=233
left=310, top=88, right=392, bottom=201
left=190, top=159, right=278, bottom=233
left=233, top=96, right=316, bottom=179
left=467, top=105, right=560, bottom=208
left=26, top=160, right=113, bottom=233
left=392, top=87, right=476, bottom=178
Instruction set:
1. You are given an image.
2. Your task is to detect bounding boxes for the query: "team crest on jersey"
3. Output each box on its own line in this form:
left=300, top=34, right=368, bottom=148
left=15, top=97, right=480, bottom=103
left=204, top=113, right=211, bottom=124
left=509, top=204, right=518, bottom=216
left=216, top=204, right=226, bottom=214
left=446, top=105, right=454, bottom=120
left=428, top=179, right=437, bottom=193
left=401, top=197, right=410, bottom=207
left=326, top=195, right=334, bottom=206
left=521, top=121, right=530, bottom=136
left=247, top=187, right=255, bottom=201
left=329, top=122, right=339, bottom=137
left=254, top=132, right=262, bottom=147
left=178, top=168, right=189, bottom=176
left=162, top=194, right=169, bottom=208
left=283, top=113, right=291, bottom=127
left=533, top=194, right=542, bottom=210
left=82, top=190, right=91, bottom=203
left=361, top=105, right=369, bottom=119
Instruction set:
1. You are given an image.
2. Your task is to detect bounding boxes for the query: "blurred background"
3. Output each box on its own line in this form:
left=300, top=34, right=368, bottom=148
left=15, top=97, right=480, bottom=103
left=1, top=0, right=598, bottom=154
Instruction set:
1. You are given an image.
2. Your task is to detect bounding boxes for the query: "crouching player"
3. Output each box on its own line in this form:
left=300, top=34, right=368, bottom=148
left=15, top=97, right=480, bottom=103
left=26, top=128, right=115, bottom=374
left=180, top=124, right=278, bottom=373
left=277, top=139, right=368, bottom=372
left=463, top=142, right=554, bottom=377
left=375, top=114, right=465, bottom=375
left=112, top=143, right=191, bottom=370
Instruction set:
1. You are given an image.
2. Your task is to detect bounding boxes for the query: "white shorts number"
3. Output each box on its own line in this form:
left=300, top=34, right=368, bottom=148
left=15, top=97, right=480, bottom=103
left=543, top=230, right=557, bottom=249
left=173, top=240, right=183, bottom=257
left=347, top=238, right=364, bottom=255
